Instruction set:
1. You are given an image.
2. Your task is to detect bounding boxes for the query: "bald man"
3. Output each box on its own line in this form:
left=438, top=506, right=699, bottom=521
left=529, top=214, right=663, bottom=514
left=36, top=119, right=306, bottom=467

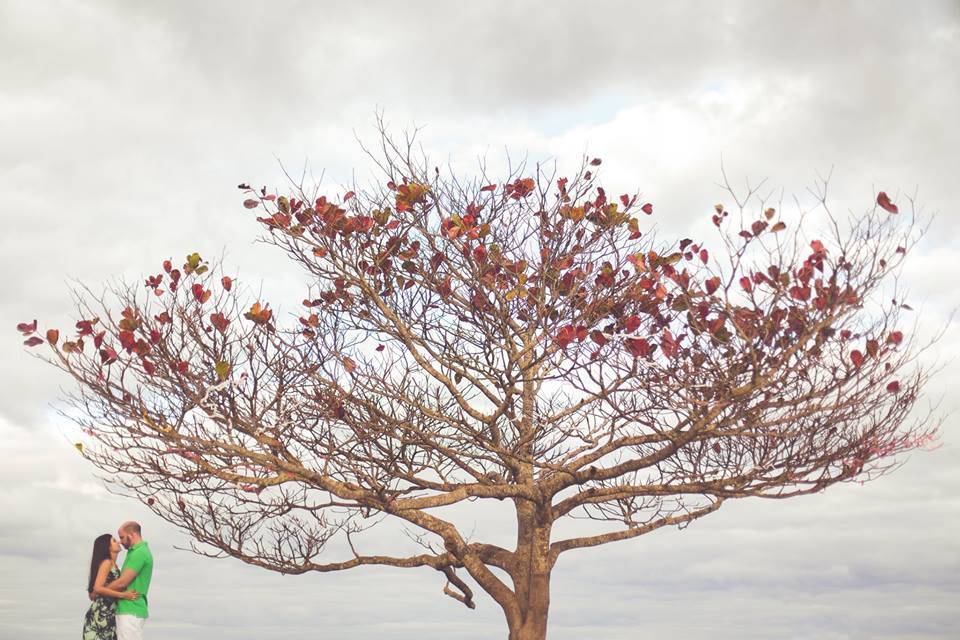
left=105, top=521, right=154, bottom=640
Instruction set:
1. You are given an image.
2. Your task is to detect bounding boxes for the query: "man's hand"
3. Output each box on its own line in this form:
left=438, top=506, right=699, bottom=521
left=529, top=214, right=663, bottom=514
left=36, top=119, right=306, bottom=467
left=105, top=568, right=138, bottom=591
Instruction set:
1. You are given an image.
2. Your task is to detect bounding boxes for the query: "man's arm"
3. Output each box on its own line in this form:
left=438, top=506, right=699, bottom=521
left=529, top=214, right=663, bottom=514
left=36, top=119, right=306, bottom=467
left=105, top=568, right=138, bottom=591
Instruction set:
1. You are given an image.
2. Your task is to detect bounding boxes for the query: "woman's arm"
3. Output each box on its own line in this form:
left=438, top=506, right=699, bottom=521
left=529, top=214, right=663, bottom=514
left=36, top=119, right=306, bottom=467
left=90, top=560, right=138, bottom=600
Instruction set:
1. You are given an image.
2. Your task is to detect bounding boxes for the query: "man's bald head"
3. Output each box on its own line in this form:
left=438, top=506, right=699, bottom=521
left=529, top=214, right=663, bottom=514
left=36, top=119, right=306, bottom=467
left=120, top=521, right=141, bottom=535
left=118, top=521, right=142, bottom=548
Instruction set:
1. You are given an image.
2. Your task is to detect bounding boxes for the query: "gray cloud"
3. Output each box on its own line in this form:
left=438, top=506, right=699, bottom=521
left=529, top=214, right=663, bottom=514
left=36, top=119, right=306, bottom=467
left=2, top=1, right=959, bottom=638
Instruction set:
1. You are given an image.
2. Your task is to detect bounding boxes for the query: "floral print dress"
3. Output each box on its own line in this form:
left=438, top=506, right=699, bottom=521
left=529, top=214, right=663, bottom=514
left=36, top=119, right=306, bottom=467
left=83, top=565, right=119, bottom=640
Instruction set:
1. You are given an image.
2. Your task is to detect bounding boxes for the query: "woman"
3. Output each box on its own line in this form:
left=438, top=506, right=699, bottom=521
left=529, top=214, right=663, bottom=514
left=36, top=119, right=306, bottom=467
left=83, top=533, right=138, bottom=640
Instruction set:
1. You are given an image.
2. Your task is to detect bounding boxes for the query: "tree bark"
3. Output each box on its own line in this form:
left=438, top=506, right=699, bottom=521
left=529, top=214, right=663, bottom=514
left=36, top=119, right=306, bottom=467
left=506, top=569, right=550, bottom=640
left=507, top=500, right=553, bottom=640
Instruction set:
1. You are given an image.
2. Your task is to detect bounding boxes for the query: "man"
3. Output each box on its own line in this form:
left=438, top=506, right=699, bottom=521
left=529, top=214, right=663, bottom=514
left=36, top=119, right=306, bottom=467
left=105, top=521, right=154, bottom=640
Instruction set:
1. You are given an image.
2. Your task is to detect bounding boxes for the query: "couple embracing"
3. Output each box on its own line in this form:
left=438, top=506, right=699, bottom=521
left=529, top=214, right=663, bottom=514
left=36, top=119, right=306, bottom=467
left=83, top=521, right=154, bottom=640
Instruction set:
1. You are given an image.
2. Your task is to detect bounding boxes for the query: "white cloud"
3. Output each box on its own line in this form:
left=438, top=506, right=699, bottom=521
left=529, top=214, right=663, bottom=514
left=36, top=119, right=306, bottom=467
left=2, top=1, right=959, bottom=638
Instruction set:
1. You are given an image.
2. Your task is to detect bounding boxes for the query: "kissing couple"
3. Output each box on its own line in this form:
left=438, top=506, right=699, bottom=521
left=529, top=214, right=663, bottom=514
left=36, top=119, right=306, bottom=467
left=83, top=521, right=154, bottom=640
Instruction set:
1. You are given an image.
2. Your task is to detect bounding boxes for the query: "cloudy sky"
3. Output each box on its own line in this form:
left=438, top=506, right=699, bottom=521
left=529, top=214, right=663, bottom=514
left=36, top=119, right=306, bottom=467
left=2, top=1, right=959, bottom=638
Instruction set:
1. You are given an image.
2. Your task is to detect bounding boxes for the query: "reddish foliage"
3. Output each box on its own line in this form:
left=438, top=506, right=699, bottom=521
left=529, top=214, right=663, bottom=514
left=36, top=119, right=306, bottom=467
left=505, top=178, right=535, bottom=200
left=877, top=191, right=899, bottom=214
left=244, top=302, right=272, bottom=325
left=210, top=313, right=230, bottom=334
left=17, top=319, right=37, bottom=335
left=625, top=337, right=652, bottom=358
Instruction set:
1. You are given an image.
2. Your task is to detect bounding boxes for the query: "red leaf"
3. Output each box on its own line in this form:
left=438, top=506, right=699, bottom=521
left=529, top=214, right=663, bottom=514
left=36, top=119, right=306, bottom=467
left=221, top=276, right=233, bottom=291
left=625, top=337, right=651, bottom=358
left=480, top=184, right=497, bottom=192
left=243, top=199, right=260, bottom=209
left=162, top=259, right=172, bottom=273
left=437, top=277, right=453, bottom=300
left=739, top=276, right=753, bottom=293
left=850, top=350, right=864, bottom=368
left=589, top=158, right=602, bottom=166
left=16, top=319, right=37, bottom=335
left=751, top=220, right=768, bottom=235
left=46, top=329, right=59, bottom=345
left=23, top=336, right=44, bottom=347
left=376, top=344, right=385, bottom=352
left=194, top=285, right=212, bottom=304
left=699, top=249, right=709, bottom=264
left=810, top=240, right=826, bottom=254
left=866, top=339, right=879, bottom=358
left=99, top=346, right=118, bottom=364
left=705, top=276, right=721, bottom=295
left=134, top=339, right=150, bottom=357
left=149, top=329, right=161, bottom=344
left=886, top=380, right=901, bottom=393
left=641, top=203, right=653, bottom=215
left=343, top=190, right=356, bottom=202
left=887, top=331, right=903, bottom=345
left=661, top=330, right=677, bottom=359
left=877, top=191, right=899, bottom=214
left=118, top=331, right=137, bottom=352
left=590, top=330, right=608, bottom=346
left=142, top=359, right=156, bottom=376
left=624, top=315, right=642, bottom=333
left=175, top=360, right=189, bottom=375
left=789, top=285, right=811, bottom=301
left=472, top=245, right=488, bottom=262
left=552, top=325, right=588, bottom=348
left=210, top=313, right=230, bottom=334
left=505, top=177, right=535, bottom=200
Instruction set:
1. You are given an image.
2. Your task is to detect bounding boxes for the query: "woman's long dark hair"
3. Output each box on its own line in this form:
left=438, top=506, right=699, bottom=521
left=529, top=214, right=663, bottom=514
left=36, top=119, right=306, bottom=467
left=87, top=534, right=112, bottom=593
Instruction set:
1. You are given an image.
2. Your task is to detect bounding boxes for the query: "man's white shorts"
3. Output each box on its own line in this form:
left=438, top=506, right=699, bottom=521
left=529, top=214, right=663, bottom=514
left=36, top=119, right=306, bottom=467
left=116, top=614, right=147, bottom=640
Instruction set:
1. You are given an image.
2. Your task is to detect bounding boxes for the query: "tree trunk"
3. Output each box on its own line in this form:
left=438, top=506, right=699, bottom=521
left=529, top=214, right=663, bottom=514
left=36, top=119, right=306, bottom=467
left=506, top=569, right=551, bottom=640
left=507, top=500, right=553, bottom=640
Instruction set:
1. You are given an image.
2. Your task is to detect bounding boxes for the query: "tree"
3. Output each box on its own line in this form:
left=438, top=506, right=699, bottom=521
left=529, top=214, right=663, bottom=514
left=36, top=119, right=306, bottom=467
left=20, top=129, right=939, bottom=640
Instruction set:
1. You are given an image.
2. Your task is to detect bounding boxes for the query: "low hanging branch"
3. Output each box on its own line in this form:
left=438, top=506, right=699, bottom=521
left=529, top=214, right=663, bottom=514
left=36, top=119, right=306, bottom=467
left=20, top=126, right=940, bottom=640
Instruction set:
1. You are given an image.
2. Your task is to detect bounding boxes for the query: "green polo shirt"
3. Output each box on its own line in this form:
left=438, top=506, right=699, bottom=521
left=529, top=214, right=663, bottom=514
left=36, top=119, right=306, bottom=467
left=116, top=541, right=153, bottom=618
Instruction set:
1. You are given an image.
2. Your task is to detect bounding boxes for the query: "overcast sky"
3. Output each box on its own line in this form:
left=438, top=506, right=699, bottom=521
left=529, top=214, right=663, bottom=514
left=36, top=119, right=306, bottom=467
left=2, top=1, right=959, bottom=638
